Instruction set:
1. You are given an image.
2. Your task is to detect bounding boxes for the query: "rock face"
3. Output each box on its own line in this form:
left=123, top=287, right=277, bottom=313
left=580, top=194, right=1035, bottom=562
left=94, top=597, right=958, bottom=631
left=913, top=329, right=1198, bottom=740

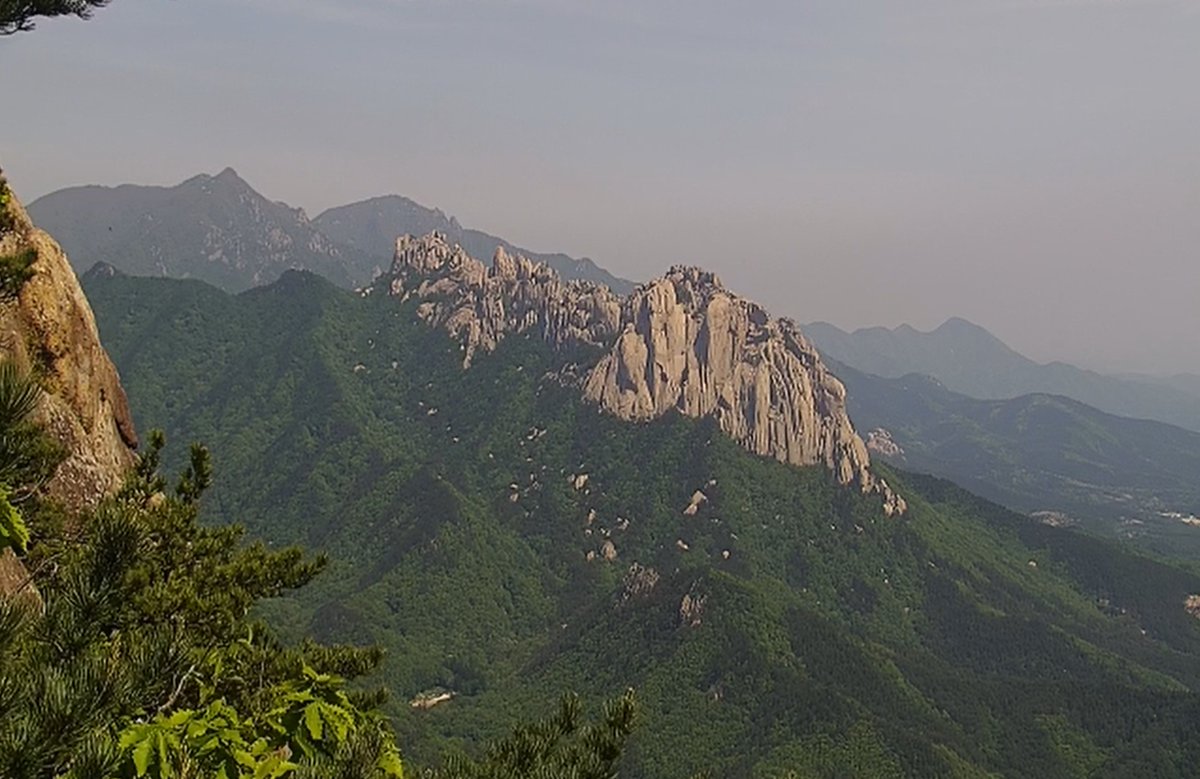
left=865, top=428, right=905, bottom=460
left=388, top=234, right=621, bottom=367
left=0, top=179, right=138, bottom=512
left=385, top=233, right=904, bottom=515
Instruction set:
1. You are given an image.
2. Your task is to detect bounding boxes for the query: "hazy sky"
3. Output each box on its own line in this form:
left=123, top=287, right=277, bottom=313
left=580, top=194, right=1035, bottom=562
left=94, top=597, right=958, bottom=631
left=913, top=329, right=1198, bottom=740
left=2, top=0, right=1198, bottom=374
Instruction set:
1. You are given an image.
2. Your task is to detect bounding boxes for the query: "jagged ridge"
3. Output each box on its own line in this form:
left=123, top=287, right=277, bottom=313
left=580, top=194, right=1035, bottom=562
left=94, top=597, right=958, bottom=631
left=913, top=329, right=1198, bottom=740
left=384, top=232, right=904, bottom=515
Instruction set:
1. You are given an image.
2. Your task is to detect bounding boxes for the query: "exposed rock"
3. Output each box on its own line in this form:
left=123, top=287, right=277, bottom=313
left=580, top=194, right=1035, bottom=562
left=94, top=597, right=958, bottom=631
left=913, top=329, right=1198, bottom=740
left=410, top=689, right=455, bottom=710
left=600, top=539, right=618, bottom=562
left=1186, top=595, right=1200, bottom=619
left=1031, top=510, right=1077, bottom=529
left=865, top=428, right=904, bottom=459
left=388, top=233, right=621, bottom=367
left=683, top=489, right=708, bottom=516
left=0, top=176, right=138, bottom=602
left=0, top=181, right=137, bottom=512
left=584, top=268, right=904, bottom=515
left=0, top=548, right=39, bottom=610
left=678, top=583, right=707, bottom=628
left=619, top=563, right=660, bottom=604
left=384, top=233, right=904, bottom=514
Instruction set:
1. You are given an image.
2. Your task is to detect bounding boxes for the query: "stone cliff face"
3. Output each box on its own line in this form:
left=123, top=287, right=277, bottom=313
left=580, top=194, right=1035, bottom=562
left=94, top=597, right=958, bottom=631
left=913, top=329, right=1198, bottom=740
left=386, top=233, right=905, bottom=515
left=0, top=180, right=138, bottom=511
left=387, top=233, right=622, bottom=367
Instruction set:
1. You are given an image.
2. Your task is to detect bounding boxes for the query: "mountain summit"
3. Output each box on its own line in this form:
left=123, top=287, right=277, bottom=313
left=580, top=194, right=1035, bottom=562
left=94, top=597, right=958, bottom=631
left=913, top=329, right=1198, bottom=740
left=385, top=232, right=905, bottom=514
left=26, top=169, right=368, bottom=292
left=29, top=173, right=636, bottom=295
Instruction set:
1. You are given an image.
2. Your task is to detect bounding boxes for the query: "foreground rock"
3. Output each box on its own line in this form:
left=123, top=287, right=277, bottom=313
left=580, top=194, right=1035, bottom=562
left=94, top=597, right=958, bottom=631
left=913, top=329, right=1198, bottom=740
left=385, top=232, right=904, bottom=515
left=0, top=174, right=139, bottom=598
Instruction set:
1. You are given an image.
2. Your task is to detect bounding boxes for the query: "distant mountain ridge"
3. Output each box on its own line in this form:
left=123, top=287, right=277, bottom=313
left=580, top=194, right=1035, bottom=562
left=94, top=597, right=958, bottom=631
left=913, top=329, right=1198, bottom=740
left=27, top=168, right=368, bottom=291
left=315, top=196, right=635, bottom=295
left=27, top=170, right=635, bottom=294
left=805, top=318, right=1200, bottom=432
left=827, top=358, right=1200, bottom=558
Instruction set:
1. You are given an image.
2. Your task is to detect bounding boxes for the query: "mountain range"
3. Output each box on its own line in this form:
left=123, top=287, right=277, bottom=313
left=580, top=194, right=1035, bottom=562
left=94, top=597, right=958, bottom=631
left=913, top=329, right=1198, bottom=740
left=78, top=235, right=1200, bottom=777
left=804, top=318, right=1200, bottom=433
left=27, top=169, right=635, bottom=295
left=314, top=196, right=633, bottom=294
left=827, top=359, right=1200, bottom=558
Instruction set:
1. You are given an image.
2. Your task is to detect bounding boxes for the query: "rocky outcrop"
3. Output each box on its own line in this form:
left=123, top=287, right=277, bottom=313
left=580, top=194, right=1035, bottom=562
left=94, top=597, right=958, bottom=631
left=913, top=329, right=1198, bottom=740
left=865, top=428, right=905, bottom=460
left=0, top=178, right=138, bottom=512
left=387, top=233, right=621, bottom=367
left=385, top=233, right=904, bottom=514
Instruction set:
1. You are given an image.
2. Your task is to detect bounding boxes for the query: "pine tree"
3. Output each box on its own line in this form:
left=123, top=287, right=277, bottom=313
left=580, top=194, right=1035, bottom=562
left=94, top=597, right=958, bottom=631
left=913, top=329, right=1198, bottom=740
left=0, top=0, right=112, bottom=35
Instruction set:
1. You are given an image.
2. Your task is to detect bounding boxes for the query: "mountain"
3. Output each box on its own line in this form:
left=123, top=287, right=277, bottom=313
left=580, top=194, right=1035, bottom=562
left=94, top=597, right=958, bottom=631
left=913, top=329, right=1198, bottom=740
left=1121, top=372, right=1200, bottom=399
left=82, top=244, right=1200, bottom=777
left=828, top=360, right=1200, bottom=558
left=314, top=196, right=636, bottom=295
left=28, top=172, right=637, bottom=295
left=385, top=233, right=903, bottom=514
left=804, top=318, right=1200, bottom=432
left=26, top=168, right=369, bottom=292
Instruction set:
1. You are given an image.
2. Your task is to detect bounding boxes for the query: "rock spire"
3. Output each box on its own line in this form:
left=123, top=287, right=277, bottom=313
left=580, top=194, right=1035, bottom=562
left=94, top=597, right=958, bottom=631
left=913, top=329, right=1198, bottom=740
left=385, top=232, right=905, bottom=515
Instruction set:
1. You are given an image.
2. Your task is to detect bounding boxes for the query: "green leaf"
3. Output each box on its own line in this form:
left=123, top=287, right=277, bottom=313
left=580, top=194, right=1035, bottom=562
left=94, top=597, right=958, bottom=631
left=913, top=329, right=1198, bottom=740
left=132, top=736, right=154, bottom=776
left=303, top=703, right=323, bottom=741
left=0, top=485, right=29, bottom=554
left=156, top=730, right=171, bottom=777
left=377, top=744, right=405, bottom=778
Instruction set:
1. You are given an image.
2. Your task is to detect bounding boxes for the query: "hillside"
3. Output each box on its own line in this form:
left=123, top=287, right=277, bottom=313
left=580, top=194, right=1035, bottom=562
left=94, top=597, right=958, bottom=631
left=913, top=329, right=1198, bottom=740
left=829, top=361, right=1200, bottom=558
left=27, top=168, right=371, bottom=291
left=805, top=319, right=1200, bottom=433
left=28, top=172, right=636, bottom=295
left=83, top=257, right=1200, bottom=778
left=314, top=196, right=635, bottom=294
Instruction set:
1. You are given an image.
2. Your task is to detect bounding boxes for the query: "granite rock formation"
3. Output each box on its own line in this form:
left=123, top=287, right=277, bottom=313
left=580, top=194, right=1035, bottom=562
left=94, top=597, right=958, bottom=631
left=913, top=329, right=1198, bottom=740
left=387, top=233, right=621, bottom=367
left=0, top=182, right=138, bottom=506
left=0, top=176, right=139, bottom=598
left=385, top=232, right=904, bottom=515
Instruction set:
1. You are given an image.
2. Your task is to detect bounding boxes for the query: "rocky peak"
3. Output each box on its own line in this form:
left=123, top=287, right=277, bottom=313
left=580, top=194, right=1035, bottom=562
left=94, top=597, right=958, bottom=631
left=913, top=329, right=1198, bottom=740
left=384, top=233, right=904, bottom=515
left=387, top=232, right=622, bottom=367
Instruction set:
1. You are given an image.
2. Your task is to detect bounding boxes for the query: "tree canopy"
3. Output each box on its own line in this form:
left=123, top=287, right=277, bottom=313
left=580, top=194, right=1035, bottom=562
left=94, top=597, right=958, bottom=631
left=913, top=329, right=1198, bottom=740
left=1, top=0, right=111, bottom=35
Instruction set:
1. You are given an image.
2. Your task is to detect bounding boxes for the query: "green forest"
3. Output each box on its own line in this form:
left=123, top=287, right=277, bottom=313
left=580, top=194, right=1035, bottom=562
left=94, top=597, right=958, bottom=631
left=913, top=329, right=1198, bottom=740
left=70, top=267, right=1200, bottom=777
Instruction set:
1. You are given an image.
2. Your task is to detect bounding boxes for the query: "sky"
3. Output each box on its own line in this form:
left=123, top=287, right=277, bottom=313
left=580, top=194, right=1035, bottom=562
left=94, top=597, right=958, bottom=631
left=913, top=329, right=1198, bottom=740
left=2, top=0, right=1198, bottom=375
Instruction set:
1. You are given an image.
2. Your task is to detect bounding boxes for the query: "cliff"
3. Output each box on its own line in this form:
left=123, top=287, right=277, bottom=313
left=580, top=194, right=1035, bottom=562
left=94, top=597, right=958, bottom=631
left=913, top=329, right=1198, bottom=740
left=385, top=233, right=904, bottom=515
left=0, top=174, right=139, bottom=596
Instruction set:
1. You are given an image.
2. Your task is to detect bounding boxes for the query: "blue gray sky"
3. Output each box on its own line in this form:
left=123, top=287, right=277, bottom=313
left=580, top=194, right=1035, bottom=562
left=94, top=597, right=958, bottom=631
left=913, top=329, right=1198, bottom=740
left=2, top=0, right=1198, bottom=374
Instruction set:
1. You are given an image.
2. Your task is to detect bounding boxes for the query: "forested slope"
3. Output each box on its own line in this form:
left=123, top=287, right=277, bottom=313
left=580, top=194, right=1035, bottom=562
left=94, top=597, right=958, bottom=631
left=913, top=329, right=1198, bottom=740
left=86, top=267, right=1200, bottom=778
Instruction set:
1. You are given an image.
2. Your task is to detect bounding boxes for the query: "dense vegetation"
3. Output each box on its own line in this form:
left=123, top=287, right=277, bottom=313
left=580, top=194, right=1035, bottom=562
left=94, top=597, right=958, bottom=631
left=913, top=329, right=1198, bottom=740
left=829, top=360, right=1200, bottom=559
left=0, top=361, right=406, bottom=777
left=82, top=267, right=1200, bottom=777
left=0, top=361, right=642, bottom=779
